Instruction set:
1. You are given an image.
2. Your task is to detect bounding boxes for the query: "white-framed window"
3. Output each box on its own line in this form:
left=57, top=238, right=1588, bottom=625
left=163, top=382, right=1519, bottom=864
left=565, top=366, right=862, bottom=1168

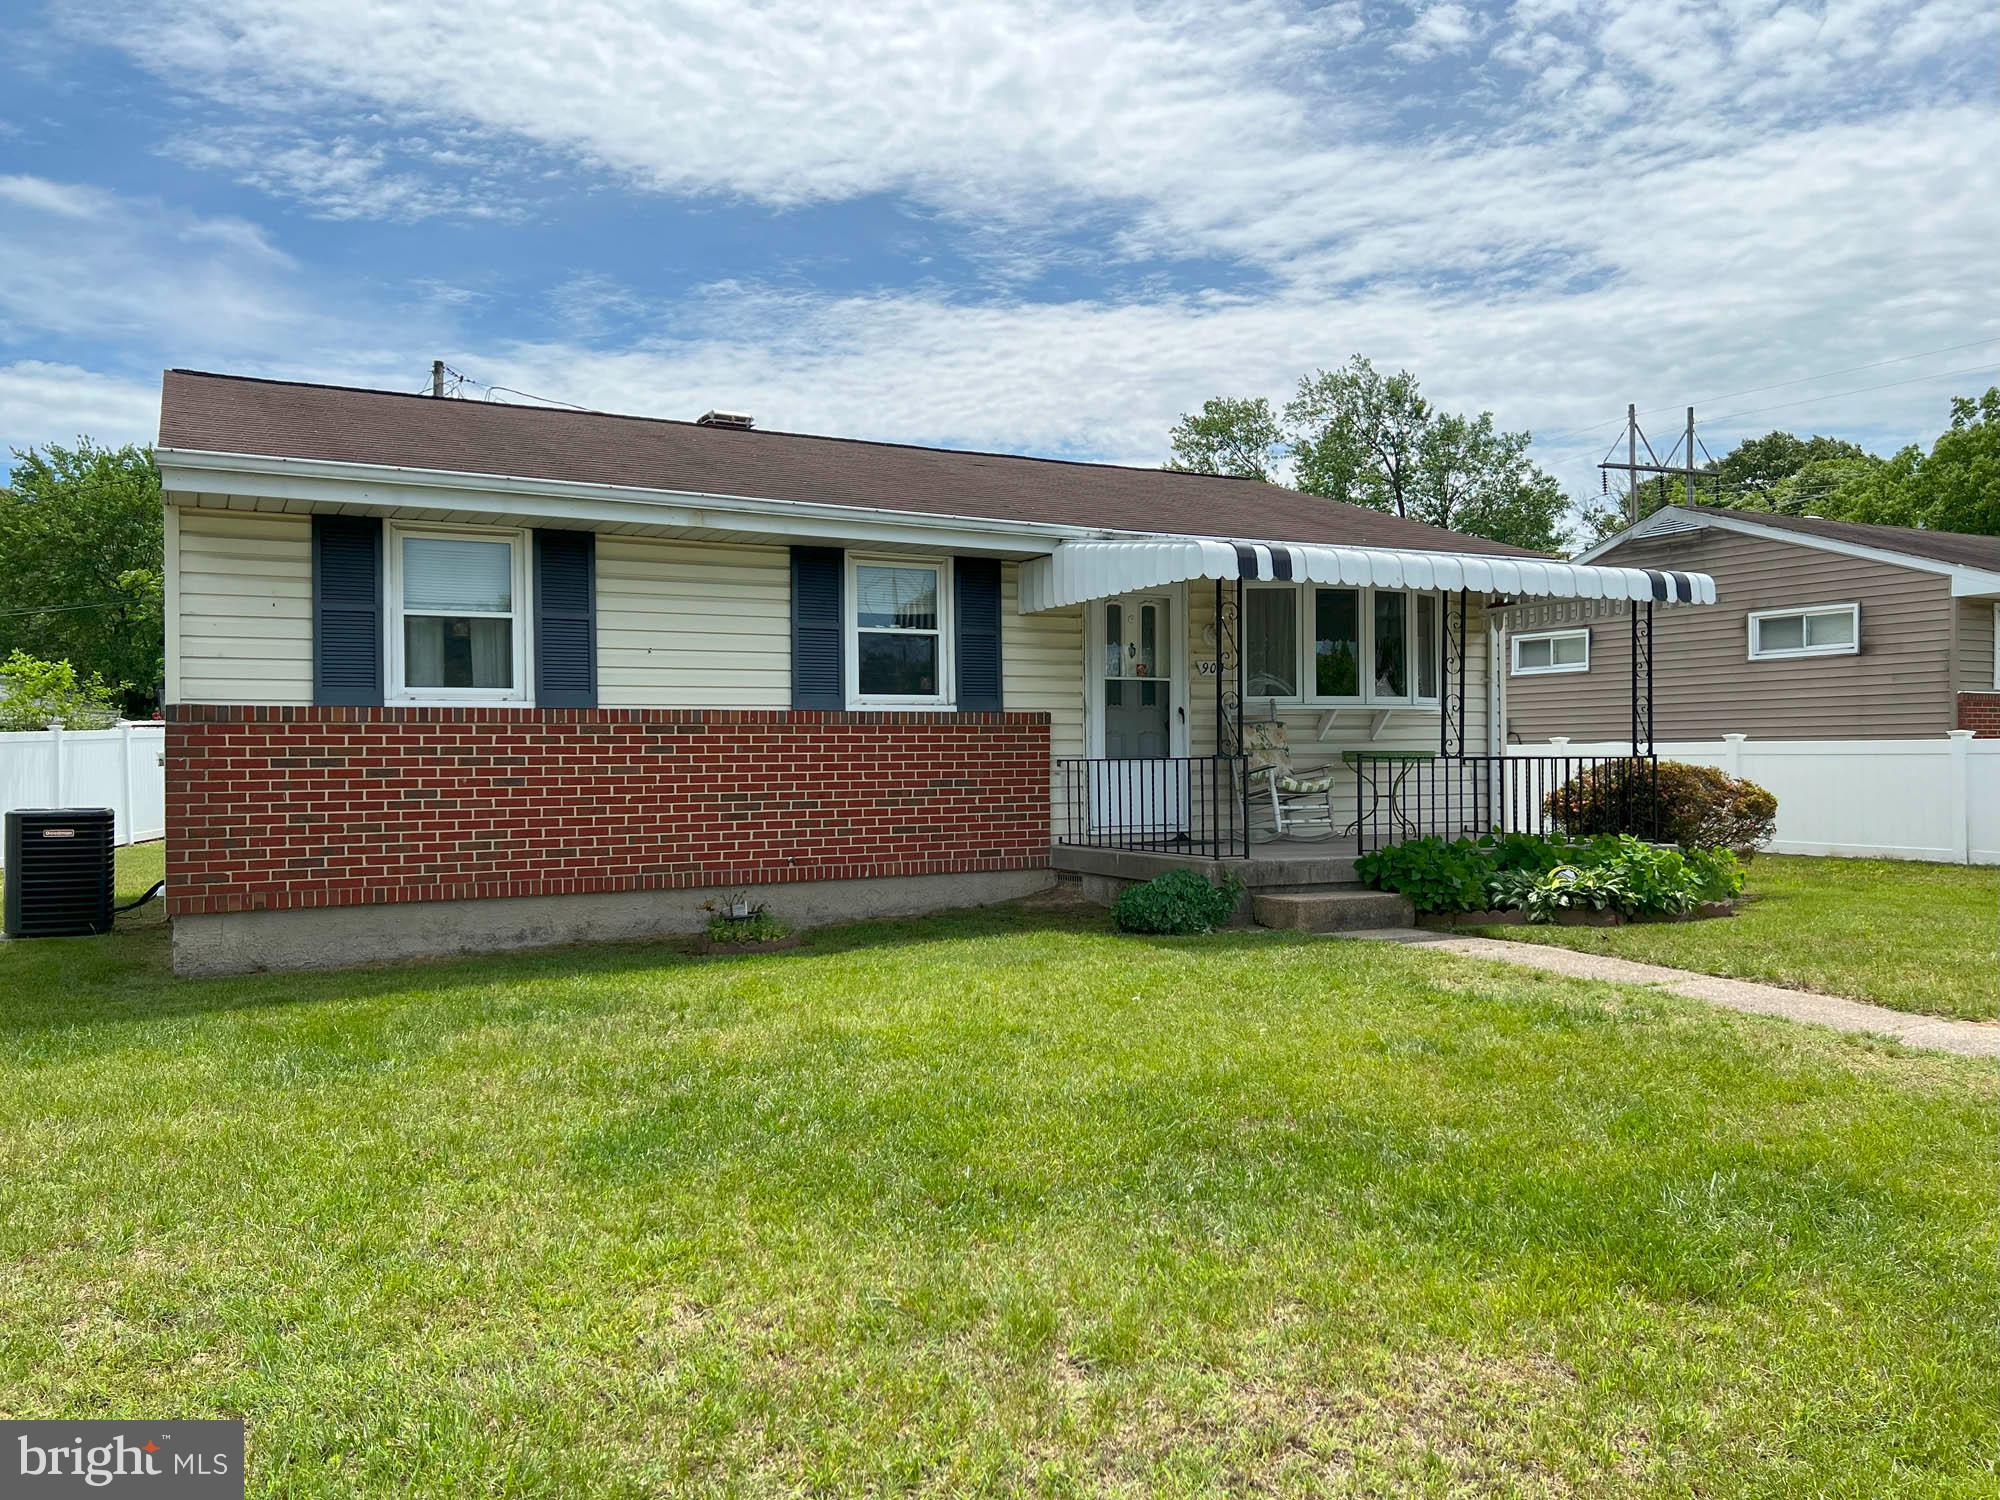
left=387, top=523, right=531, bottom=705
left=1991, top=603, right=1999, bottom=691
left=846, top=555, right=952, bottom=707
left=1240, top=583, right=1442, bottom=707
left=1747, top=603, right=1860, bottom=661
left=1243, top=584, right=1299, bottom=698
left=1511, top=628, right=1590, bottom=677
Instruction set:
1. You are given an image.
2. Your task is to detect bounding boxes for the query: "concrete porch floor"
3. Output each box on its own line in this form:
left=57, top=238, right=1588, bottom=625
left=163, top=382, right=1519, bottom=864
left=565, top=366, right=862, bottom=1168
left=1051, top=836, right=1363, bottom=891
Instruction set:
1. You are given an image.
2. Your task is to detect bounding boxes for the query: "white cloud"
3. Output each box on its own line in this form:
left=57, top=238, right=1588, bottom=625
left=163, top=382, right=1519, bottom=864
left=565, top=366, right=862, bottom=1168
left=0, top=362, right=161, bottom=451
left=1392, top=3, right=1484, bottom=59
left=17, top=0, right=1999, bottom=529
left=0, top=175, right=116, bottom=219
left=163, top=127, right=524, bottom=222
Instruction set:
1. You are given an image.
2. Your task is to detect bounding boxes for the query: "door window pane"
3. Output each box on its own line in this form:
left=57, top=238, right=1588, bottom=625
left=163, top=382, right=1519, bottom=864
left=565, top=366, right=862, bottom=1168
left=1103, top=603, right=1123, bottom=676
left=404, top=615, right=513, bottom=689
left=858, top=632, right=938, bottom=695
left=1246, top=589, right=1298, bottom=697
left=1135, top=602, right=1161, bottom=677
left=1314, top=589, right=1360, bottom=698
left=403, top=537, right=512, bottom=613
left=1416, top=594, right=1439, bottom=699
left=1373, top=590, right=1408, bottom=698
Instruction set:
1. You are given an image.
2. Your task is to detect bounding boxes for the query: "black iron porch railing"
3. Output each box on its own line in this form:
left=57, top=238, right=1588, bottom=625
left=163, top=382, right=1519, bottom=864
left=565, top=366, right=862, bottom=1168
left=1348, top=753, right=1660, bottom=855
left=1055, top=755, right=1251, bottom=860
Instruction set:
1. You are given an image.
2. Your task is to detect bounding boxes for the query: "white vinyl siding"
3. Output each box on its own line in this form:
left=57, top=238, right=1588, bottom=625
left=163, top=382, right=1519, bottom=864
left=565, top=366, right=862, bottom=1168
left=173, top=508, right=313, bottom=705
left=595, top=537, right=793, bottom=707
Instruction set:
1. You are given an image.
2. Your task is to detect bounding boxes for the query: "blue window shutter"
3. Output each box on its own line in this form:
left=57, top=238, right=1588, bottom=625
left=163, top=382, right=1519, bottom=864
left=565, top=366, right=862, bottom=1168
left=791, top=546, right=844, bottom=710
left=312, top=514, right=382, bottom=706
left=534, top=530, right=596, bottom=708
left=954, top=557, right=1003, bottom=712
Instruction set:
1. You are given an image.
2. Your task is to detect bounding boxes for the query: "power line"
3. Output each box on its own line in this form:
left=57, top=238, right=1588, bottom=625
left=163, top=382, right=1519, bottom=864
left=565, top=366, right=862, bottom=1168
left=479, top=383, right=593, bottom=412
left=0, top=597, right=136, bottom=620
left=1635, top=336, right=2000, bottom=419
left=1534, top=336, right=2000, bottom=448
left=1701, top=362, right=2000, bottom=426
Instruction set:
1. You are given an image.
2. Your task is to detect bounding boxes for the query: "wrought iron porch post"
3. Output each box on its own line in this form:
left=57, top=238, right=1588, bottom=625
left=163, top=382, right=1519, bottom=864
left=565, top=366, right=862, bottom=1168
left=1213, top=578, right=1221, bottom=745
left=1630, top=600, right=1655, bottom=756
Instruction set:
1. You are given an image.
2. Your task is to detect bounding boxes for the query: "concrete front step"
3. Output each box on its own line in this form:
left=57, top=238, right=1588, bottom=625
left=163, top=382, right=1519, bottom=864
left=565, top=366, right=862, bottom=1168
left=1252, top=887, right=1415, bottom=932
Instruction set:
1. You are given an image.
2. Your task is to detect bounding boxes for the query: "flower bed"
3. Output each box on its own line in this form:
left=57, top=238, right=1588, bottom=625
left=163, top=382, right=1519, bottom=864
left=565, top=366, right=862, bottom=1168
left=1356, top=833, right=1745, bottom=925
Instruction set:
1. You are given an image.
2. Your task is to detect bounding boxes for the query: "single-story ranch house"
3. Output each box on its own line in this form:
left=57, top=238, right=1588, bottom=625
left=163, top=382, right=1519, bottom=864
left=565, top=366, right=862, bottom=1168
left=156, top=370, right=1714, bottom=973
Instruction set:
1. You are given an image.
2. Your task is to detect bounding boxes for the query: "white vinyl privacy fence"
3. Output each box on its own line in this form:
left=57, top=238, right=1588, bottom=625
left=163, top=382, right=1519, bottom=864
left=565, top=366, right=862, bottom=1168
left=1517, top=732, right=2000, bottom=865
left=0, top=723, right=166, bottom=866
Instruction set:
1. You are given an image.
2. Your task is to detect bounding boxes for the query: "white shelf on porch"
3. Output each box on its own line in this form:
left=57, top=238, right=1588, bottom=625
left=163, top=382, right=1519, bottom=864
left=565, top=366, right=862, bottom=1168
left=1314, top=708, right=1406, bottom=743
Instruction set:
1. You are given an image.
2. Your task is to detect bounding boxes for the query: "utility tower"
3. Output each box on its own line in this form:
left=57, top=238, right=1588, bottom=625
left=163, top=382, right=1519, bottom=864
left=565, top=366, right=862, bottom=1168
left=1599, top=406, right=1710, bottom=525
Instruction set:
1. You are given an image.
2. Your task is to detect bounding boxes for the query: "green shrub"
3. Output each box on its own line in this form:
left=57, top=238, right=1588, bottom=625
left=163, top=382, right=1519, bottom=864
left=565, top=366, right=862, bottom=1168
left=1684, top=846, right=1746, bottom=904
left=1546, top=760, right=1777, bottom=851
left=1357, top=830, right=1740, bottom=919
left=1114, top=870, right=1243, bottom=934
left=704, top=910, right=791, bottom=945
left=0, top=650, right=120, bottom=731
left=1354, top=837, right=1489, bottom=913
left=1522, top=864, right=1630, bottom=923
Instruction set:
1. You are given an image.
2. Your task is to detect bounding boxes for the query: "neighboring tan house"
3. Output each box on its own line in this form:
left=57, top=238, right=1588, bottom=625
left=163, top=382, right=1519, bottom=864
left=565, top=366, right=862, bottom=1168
left=154, top=370, right=1714, bottom=974
left=1500, top=505, right=2000, bottom=744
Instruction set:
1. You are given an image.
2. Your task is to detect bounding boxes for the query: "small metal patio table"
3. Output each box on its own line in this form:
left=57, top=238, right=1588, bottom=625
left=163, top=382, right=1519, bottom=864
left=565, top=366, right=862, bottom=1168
left=1340, top=749, right=1437, bottom=840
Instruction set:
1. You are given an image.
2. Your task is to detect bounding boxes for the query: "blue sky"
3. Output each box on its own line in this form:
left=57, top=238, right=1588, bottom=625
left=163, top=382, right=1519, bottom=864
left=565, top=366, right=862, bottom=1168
left=3, top=0, right=1997, bottom=515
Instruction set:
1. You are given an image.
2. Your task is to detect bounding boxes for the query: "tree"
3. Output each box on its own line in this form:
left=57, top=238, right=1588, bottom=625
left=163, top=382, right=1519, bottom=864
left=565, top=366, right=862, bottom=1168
left=1164, top=396, right=1283, bottom=480
left=1709, top=431, right=1874, bottom=506
left=1164, top=356, right=1571, bottom=552
left=1889, top=388, right=2000, bottom=535
left=0, top=442, right=164, bottom=713
left=1284, top=357, right=1431, bottom=515
left=0, top=649, right=121, bottom=731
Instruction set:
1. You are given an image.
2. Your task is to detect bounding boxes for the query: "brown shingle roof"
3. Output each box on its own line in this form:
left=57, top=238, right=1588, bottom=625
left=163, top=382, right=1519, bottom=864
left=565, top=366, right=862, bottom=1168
left=157, top=369, right=1543, bottom=556
left=1683, top=505, right=2000, bottom=571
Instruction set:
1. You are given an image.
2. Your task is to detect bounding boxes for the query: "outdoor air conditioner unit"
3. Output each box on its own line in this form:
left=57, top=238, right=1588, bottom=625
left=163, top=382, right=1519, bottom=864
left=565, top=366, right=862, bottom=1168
left=3, top=808, right=116, bottom=938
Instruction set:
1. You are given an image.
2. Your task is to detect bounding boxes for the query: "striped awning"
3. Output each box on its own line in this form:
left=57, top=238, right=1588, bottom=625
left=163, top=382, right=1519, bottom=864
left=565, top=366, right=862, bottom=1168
left=1017, top=539, right=1715, bottom=613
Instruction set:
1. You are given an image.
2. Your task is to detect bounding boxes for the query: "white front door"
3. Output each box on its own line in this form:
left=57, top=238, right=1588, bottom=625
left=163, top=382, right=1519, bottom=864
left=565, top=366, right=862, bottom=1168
left=1088, top=593, right=1189, bottom=834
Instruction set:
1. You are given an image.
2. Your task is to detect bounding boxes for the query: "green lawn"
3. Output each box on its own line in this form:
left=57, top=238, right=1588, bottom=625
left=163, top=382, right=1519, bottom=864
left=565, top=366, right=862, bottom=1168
left=1, top=846, right=1994, bottom=1496
left=1467, top=854, right=2000, bottom=1022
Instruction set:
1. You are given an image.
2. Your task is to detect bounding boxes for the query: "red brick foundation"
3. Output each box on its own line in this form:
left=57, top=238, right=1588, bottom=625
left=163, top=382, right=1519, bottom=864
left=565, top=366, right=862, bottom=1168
left=165, top=706, right=1051, bottom=917
left=1958, top=692, right=2000, bottom=738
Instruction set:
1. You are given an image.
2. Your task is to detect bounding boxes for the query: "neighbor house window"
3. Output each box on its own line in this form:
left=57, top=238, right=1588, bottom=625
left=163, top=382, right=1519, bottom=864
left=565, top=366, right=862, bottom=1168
left=1747, top=603, right=1859, bottom=661
left=848, top=556, right=950, bottom=705
left=388, top=525, right=529, bottom=703
left=1511, top=628, right=1590, bottom=676
left=1244, top=586, right=1299, bottom=698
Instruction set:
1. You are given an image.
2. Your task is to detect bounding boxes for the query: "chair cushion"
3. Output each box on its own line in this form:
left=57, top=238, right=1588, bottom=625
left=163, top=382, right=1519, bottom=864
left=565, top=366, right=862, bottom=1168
left=1278, top=773, right=1339, bottom=794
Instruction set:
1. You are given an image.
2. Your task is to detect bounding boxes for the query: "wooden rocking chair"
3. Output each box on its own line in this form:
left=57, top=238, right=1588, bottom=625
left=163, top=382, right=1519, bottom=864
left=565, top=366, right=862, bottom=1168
left=1242, top=720, right=1341, bottom=841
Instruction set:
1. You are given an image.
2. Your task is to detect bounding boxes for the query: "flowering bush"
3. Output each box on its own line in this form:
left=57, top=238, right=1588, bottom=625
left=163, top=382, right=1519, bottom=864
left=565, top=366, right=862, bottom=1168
left=1547, top=760, right=1777, bottom=851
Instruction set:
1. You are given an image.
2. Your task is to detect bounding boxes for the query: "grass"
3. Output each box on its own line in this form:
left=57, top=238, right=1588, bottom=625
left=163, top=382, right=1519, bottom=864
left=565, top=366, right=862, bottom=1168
left=1466, top=854, right=2000, bottom=1022
left=0, top=846, right=1994, bottom=1496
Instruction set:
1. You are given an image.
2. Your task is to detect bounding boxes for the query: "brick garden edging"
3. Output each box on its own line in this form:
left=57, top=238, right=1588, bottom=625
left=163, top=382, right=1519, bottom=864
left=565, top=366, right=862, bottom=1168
left=165, top=705, right=1052, bottom=917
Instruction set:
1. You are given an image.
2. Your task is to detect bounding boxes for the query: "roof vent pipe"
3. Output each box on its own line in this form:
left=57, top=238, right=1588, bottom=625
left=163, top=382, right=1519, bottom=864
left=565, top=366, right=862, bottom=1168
left=697, top=410, right=754, bottom=430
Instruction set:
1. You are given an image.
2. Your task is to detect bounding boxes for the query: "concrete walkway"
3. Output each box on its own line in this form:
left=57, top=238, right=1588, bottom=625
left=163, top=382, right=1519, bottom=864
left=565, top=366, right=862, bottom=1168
left=1337, top=929, right=2000, bottom=1059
